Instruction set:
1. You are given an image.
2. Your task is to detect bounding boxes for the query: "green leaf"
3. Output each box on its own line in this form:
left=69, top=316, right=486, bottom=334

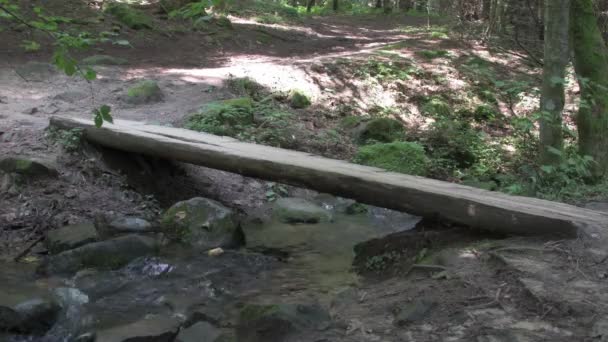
left=84, top=68, right=96, bottom=81
left=99, top=105, right=113, bottom=123
left=540, top=165, right=555, bottom=174
left=94, top=112, right=103, bottom=128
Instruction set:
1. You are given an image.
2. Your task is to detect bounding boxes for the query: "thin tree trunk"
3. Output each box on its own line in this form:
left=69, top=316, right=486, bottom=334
left=539, top=0, right=570, bottom=165
left=306, top=0, right=315, bottom=12
left=333, top=0, right=338, bottom=11
left=571, top=0, right=608, bottom=176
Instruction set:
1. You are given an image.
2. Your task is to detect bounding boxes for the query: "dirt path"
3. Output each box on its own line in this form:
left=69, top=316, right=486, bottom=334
left=2, top=13, right=608, bottom=342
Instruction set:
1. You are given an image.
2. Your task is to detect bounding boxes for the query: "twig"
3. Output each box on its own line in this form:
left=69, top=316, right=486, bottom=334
left=13, top=234, right=45, bottom=262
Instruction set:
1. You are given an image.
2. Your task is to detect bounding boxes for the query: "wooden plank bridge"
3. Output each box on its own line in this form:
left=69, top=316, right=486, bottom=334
left=50, top=116, right=608, bottom=238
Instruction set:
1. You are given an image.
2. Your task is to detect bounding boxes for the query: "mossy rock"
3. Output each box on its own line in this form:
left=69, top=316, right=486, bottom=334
left=354, top=117, right=405, bottom=144
left=354, top=142, right=430, bottom=176
left=421, top=97, right=451, bottom=118
left=0, top=156, right=57, bottom=177
left=125, top=80, right=164, bottom=105
left=237, top=303, right=330, bottom=342
left=272, top=198, right=332, bottom=224
left=289, top=90, right=311, bottom=109
left=159, top=0, right=197, bottom=13
left=42, top=235, right=157, bottom=275
left=45, top=223, right=99, bottom=254
left=185, top=97, right=254, bottom=136
left=81, top=55, right=128, bottom=66
left=160, top=197, right=240, bottom=249
left=339, top=116, right=364, bottom=130
left=105, top=3, right=152, bottom=30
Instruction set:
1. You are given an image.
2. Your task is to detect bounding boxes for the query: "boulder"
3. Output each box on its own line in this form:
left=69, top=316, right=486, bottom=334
left=160, top=197, right=241, bottom=249
left=288, top=90, right=311, bottom=109
left=96, top=314, right=181, bottom=342
left=13, top=298, right=61, bottom=334
left=272, top=198, right=331, bottom=224
left=237, top=303, right=330, bottom=342
left=0, top=156, right=57, bottom=177
left=124, top=80, right=164, bottom=105
left=45, top=222, right=99, bottom=254
left=42, top=234, right=157, bottom=275
left=0, top=305, right=22, bottom=332
left=176, top=321, right=221, bottom=342
left=104, top=3, right=152, bottom=30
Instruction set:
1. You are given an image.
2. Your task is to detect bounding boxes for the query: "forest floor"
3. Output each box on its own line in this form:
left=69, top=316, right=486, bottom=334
left=1, top=3, right=608, bottom=341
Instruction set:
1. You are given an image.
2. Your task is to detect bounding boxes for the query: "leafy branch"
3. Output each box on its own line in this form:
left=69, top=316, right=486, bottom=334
left=0, top=1, right=113, bottom=127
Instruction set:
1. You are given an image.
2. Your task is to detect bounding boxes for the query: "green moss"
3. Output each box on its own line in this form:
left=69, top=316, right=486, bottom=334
left=421, top=97, right=451, bottom=118
left=430, top=31, right=448, bottom=39
left=289, top=90, right=311, bottom=109
left=356, top=117, right=405, bottom=144
left=240, top=304, right=280, bottom=322
left=105, top=3, right=152, bottom=30
left=126, top=80, right=163, bottom=104
left=354, top=142, right=429, bottom=176
left=417, top=49, right=450, bottom=59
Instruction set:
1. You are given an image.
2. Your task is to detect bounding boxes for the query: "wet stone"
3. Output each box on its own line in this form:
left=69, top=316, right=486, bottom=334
left=176, top=321, right=221, bottom=342
left=272, top=197, right=332, bottom=224
left=0, top=305, right=22, bottom=332
left=96, top=215, right=154, bottom=238
left=45, top=222, right=99, bottom=254
left=13, top=298, right=61, bottom=334
left=42, top=234, right=157, bottom=275
left=237, top=303, right=331, bottom=342
left=95, top=314, right=182, bottom=342
left=592, top=316, right=608, bottom=342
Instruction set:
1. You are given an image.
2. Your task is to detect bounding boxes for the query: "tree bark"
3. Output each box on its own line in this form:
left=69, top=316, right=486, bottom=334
left=539, top=0, right=570, bottom=165
left=333, top=0, right=338, bottom=11
left=306, top=0, right=315, bottom=13
left=571, top=0, right=608, bottom=176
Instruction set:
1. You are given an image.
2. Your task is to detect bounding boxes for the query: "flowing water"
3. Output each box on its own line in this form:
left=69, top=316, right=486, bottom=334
left=1, top=202, right=419, bottom=341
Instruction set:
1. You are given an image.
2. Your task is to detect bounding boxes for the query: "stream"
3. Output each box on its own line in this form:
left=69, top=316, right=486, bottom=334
left=0, top=198, right=419, bottom=342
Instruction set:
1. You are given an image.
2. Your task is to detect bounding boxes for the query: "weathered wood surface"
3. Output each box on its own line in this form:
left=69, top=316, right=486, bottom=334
left=50, top=116, right=608, bottom=237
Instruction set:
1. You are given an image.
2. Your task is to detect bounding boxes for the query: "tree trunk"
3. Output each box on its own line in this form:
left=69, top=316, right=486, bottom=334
left=539, top=0, right=570, bottom=165
left=399, top=0, right=412, bottom=11
left=306, top=0, right=315, bottom=12
left=333, top=0, right=338, bottom=11
left=383, top=0, right=392, bottom=13
left=571, top=0, right=608, bottom=176
left=376, top=0, right=382, bottom=8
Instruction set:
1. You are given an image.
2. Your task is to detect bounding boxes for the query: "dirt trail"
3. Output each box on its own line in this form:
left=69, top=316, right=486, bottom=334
left=2, top=13, right=608, bottom=342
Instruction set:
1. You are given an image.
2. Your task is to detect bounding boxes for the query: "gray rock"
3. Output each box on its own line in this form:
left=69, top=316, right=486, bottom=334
left=103, top=216, right=154, bottom=236
left=393, top=300, right=436, bottom=327
left=476, top=331, right=534, bottom=342
left=74, top=332, right=96, bottom=342
left=176, top=321, right=221, bottom=342
left=237, top=303, right=330, bottom=342
left=45, top=222, right=99, bottom=254
left=81, top=55, right=128, bottom=66
left=592, top=317, right=608, bottom=341
left=160, top=197, right=241, bottom=249
left=42, top=234, right=157, bottom=275
left=15, top=62, right=57, bottom=82
left=0, top=305, right=22, bottom=332
left=96, top=314, right=181, bottom=342
left=53, top=288, right=89, bottom=308
left=272, top=198, right=331, bottom=224
left=13, top=298, right=61, bottom=334
left=0, top=156, right=57, bottom=177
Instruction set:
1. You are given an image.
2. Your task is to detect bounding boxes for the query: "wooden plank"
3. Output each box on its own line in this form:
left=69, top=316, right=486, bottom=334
left=50, top=116, right=608, bottom=237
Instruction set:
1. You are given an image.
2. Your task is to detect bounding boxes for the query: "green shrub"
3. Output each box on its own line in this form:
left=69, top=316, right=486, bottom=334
left=226, top=77, right=265, bottom=99
left=355, top=117, right=405, bottom=144
left=422, top=120, right=483, bottom=176
left=105, top=3, right=152, bottom=29
left=185, top=97, right=254, bottom=136
left=421, top=96, right=451, bottom=118
left=417, top=49, right=450, bottom=59
left=289, top=90, right=311, bottom=109
left=354, top=142, right=429, bottom=176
